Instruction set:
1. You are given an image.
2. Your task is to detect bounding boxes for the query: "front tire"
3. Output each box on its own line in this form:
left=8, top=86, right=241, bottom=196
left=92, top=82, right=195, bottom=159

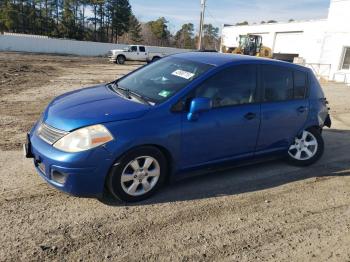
left=117, top=55, right=126, bottom=65
left=287, top=128, right=324, bottom=166
left=107, top=146, right=167, bottom=202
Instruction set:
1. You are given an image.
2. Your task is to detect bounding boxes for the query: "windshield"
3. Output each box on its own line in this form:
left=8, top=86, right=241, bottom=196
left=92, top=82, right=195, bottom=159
left=239, top=36, right=248, bottom=48
left=116, top=57, right=214, bottom=104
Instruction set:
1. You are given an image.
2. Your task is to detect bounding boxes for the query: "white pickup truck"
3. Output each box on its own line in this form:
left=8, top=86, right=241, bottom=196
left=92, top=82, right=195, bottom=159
left=108, top=45, right=165, bottom=64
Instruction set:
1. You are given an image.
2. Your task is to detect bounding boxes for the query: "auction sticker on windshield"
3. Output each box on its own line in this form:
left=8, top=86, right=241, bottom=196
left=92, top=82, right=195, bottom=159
left=158, top=90, right=172, bottom=98
left=171, top=69, right=195, bottom=80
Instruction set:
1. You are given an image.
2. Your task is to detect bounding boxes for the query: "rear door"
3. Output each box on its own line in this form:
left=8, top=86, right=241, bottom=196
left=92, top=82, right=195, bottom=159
left=137, top=46, right=148, bottom=61
left=256, top=65, right=309, bottom=154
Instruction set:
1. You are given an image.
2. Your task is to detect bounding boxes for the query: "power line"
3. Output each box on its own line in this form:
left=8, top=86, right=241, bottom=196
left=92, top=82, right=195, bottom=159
left=206, top=7, right=221, bottom=27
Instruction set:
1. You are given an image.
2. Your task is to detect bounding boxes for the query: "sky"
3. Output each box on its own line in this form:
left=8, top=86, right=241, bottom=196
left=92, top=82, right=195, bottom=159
left=130, top=0, right=331, bottom=33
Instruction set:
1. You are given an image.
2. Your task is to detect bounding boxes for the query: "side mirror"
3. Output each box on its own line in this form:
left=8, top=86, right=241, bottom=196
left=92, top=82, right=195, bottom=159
left=187, top=97, right=212, bottom=121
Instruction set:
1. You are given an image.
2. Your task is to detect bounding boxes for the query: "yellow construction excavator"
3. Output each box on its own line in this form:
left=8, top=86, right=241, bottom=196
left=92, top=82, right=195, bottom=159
left=229, top=34, right=272, bottom=58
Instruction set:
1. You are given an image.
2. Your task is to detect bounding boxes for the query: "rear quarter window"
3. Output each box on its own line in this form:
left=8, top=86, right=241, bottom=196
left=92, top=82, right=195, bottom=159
left=294, top=70, right=307, bottom=99
left=308, top=70, right=325, bottom=99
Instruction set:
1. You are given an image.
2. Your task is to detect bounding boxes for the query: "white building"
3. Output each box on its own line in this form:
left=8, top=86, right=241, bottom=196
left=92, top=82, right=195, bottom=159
left=221, top=0, right=350, bottom=84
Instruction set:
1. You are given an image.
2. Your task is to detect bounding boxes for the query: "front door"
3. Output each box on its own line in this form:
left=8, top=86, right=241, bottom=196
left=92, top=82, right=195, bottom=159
left=181, top=64, right=261, bottom=168
left=256, top=65, right=309, bottom=153
left=128, top=45, right=138, bottom=60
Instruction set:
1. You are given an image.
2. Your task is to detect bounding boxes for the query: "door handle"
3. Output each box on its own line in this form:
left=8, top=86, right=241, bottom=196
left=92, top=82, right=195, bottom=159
left=297, top=106, right=307, bottom=113
left=244, top=112, right=256, bottom=120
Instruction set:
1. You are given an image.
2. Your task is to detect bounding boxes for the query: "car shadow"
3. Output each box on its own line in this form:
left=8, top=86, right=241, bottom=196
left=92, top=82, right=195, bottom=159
left=100, top=129, right=350, bottom=206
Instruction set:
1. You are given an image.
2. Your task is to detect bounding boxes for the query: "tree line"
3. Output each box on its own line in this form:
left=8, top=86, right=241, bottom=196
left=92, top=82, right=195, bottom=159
left=235, top=19, right=295, bottom=26
left=0, top=0, right=220, bottom=50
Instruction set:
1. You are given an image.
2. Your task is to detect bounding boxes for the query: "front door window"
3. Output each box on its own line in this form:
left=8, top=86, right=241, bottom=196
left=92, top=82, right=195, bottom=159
left=195, top=64, right=258, bottom=107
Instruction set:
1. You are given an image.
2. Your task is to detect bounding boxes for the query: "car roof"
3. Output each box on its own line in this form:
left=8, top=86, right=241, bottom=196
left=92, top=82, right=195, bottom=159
left=172, top=52, right=308, bottom=71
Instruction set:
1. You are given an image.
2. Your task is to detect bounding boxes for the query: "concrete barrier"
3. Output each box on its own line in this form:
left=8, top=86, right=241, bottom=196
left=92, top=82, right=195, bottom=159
left=0, top=33, right=190, bottom=56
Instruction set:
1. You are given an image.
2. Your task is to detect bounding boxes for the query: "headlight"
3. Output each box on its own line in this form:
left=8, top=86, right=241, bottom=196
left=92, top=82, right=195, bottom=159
left=53, top=124, right=114, bottom=153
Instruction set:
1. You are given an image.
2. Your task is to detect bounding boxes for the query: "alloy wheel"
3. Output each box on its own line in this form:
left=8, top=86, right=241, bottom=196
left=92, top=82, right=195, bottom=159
left=120, top=156, right=160, bottom=196
left=288, top=130, right=318, bottom=161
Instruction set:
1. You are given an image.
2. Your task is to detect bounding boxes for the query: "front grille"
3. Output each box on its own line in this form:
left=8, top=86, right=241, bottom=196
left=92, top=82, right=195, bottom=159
left=107, top=51, right=113, bottom=57
left=37, top=122, right=68, bottom=145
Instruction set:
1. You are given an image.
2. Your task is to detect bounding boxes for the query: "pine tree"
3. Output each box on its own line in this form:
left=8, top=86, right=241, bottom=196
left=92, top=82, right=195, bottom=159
left=202, top=23, right=219, bottom=50
left=128, top=14, right=142, bottom=43
left=147, top=17, right=170, bottom=46
left=109, top=0, right=131, bottom=43
left=2, top=0, right=19, bottom=32
left=175, top=23, right=194, bottom=49
left=97, top=0, right=105, bottom=41
left=61, top=0, right=75, bottom=38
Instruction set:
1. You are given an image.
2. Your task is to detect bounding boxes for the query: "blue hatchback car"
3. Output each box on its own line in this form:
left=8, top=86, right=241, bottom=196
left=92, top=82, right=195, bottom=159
left=25, top=52, right=331, bottom=202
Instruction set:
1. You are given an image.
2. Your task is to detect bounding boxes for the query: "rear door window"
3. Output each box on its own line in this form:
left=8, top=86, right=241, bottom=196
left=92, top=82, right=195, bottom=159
left=262, top=65, right=293, bottom=102
left=139, top=46, right=146, bottom=52
left=294, top=70, right=307, bottom=99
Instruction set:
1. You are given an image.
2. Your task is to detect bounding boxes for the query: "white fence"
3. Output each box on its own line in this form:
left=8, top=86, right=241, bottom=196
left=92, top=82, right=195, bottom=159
left=3, top=32, right=49, bottom=38
left=0, top=33, right=190, bottom=56
left=305, top=63, right=332, bottom=81
left=333, top=72, right=350, bottom=85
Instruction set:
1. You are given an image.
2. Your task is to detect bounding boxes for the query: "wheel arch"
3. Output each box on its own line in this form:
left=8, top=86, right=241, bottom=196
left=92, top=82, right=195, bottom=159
left=146, top=144, right=174, bottom=177
left=152, top=56, right=161, bottom=61
left=108, top=143, right=174, bottom=180
left=301, top=113, right=324, bottom=136
left=303, top=124, right=322, bottom=133
left=117, top=54, right=126, bottom=61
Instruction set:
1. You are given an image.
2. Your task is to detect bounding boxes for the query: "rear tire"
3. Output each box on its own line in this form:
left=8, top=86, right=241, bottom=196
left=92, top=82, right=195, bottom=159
left=287, top=127, right=324, bottom=166
left=107, top=146, right=167, bottom=202
left=117, top=55, right=126, bottom=65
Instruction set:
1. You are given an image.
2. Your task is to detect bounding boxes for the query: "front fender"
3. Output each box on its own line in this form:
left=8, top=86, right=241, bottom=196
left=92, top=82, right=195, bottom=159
left=102, top=112, right=182, bottom=173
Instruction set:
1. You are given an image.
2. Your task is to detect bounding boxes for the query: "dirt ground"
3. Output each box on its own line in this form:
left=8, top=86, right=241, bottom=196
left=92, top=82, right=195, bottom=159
left=0, top=52, right=349, bottom=262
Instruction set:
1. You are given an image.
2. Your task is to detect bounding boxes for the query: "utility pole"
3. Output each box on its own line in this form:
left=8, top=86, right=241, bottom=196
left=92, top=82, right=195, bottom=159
left=198, top=0, right=206, bottom=50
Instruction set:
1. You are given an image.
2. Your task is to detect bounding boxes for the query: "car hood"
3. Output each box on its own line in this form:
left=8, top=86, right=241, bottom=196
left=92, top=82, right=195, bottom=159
left=43, top=85, right=150, bottom=131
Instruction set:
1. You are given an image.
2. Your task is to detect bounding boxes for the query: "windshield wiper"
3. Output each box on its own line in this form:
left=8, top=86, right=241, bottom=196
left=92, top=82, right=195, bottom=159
left=127, top=90, right=153, bottom=106
left=111, top=82, right=131, bottom=98
left=107, top=82, right=122, bottom=97
left=111, top=81, right=152, bottom=106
